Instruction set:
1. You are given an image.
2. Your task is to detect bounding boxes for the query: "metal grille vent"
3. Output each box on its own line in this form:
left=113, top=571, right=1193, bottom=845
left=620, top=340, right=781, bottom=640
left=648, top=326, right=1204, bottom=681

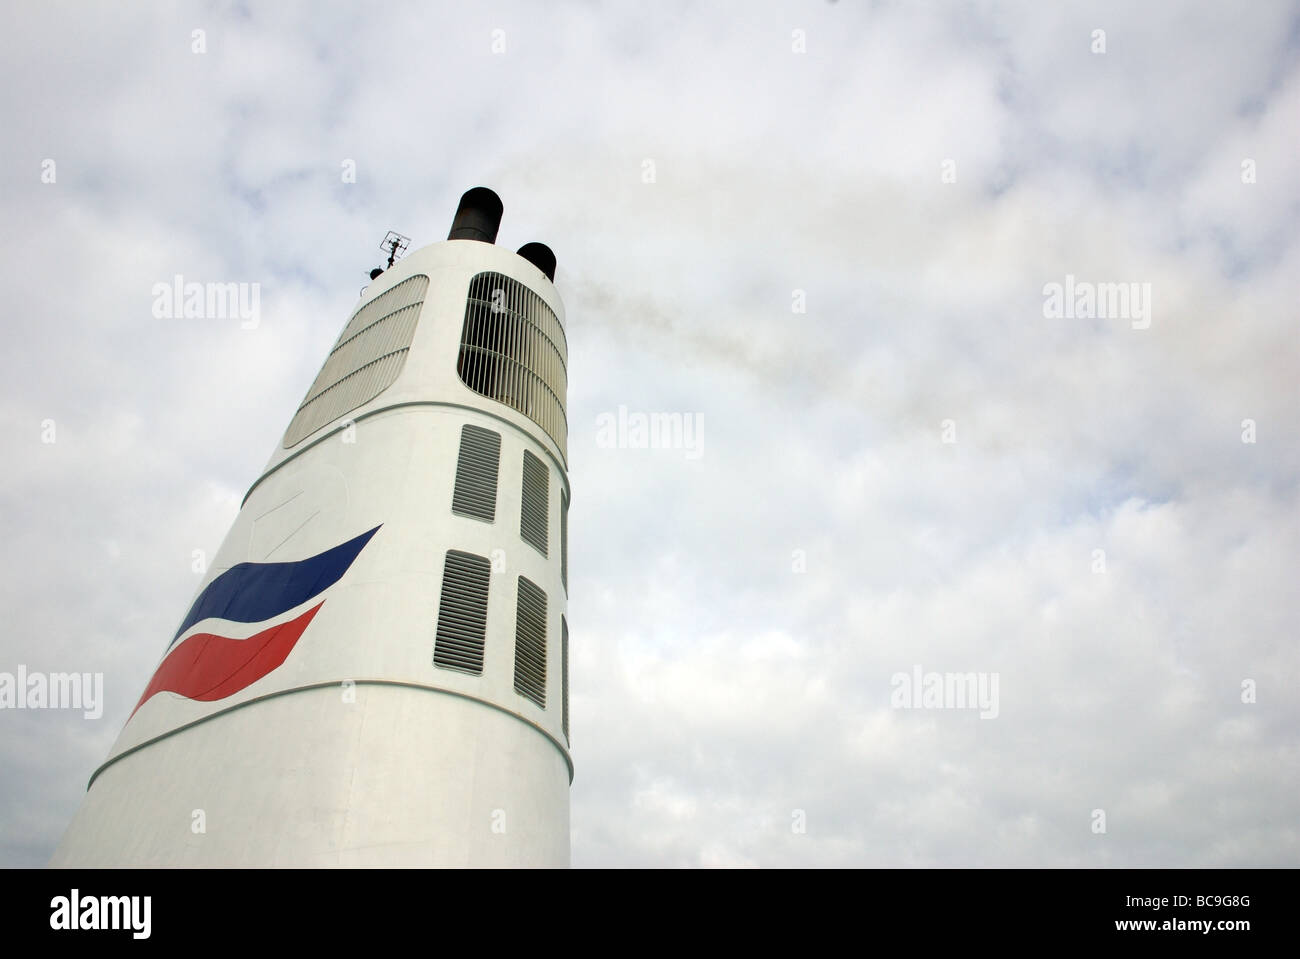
left=520, top=451, right=549, bottom=557
left=561, top=616, right=570, bottom=744
left=451, top=425, right=501, bottom=522
left=284, top=275, right=430, bottom=447
left=434, top=550, right=491, bottom=675
left=456, top=272, right=568, bottom=459
left=560, top=490, right=569, bottom=590
left=514, top=576, right=547, bottom=708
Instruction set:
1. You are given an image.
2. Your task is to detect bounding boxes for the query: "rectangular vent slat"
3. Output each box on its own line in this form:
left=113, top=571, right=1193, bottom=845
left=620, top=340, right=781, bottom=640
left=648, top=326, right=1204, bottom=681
left=284, top=274, right=429, bottom=447
left=561, top=616, right=570, bottom=744
left=455, top=272, right=568, bottom=459
left=520, top=450, right=549, bottom=557
left=451, top=425, right=501, bottom=521
left=513, top=576, right=547, bottom=708
left=560, top=491, right=569, bottom=591
left=434, top=550, right=491, bottom=675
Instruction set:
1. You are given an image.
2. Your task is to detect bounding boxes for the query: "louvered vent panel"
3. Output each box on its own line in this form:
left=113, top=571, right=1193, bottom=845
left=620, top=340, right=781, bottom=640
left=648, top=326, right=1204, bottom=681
left=434, top=550, right=491, bottom=675
left=514, top=576, right=547, bottom=708
left=520, top=451, right=549, bottom=557
left=451, top=425, right=501, bottom=521
left=560, top=491, right=569, bottom=590
left=456, top=272, right=568, bottom=459
left=561, top=616, right=570, bottom=744
left=284, top=275, right=429, bottom=447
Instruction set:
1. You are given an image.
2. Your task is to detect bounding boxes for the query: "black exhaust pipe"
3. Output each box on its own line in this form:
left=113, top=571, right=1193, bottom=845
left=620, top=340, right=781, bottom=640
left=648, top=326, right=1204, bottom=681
left=448, top=187, right=503, bottom=243
left=517, top=242, right=556, bottom=282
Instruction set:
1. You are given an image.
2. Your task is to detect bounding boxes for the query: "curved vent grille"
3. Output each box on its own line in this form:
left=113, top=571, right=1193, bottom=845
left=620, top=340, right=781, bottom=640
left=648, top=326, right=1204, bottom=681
left=560, top=490, right=569, bottom=590
left=456, top=272, right=568, bottom=459
left=434, top=549, right=491, bottom=675
left=451, top=425, right=501, bottom=522
left=561, top=616, right=570, bottom=744
left=514, top=576, right=547, bottom=708
left=284, top=275, right=430, bottom=447
left=520, top=451, right=549, bottom=557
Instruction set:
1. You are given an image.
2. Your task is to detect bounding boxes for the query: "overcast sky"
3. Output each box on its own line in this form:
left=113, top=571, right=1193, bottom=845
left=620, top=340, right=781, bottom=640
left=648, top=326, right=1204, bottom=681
left=2, top=0, right=1297, bottom=867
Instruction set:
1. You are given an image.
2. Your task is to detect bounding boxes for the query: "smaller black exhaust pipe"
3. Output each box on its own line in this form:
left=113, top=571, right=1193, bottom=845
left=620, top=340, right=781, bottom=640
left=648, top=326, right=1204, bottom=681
left=448, top=187, right=504, bottom=244
left=517, top=242, right=556, bottom=282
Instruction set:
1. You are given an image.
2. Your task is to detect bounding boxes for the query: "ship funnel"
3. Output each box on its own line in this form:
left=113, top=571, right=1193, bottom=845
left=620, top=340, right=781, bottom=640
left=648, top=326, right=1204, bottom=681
left=517, top=242, right=556, bottom=282
left=448, top=187, right=504, bottom=243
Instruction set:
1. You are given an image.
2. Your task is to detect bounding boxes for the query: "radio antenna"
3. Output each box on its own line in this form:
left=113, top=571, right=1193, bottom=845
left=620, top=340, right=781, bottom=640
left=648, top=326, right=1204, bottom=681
left=369, top=231, right=411, bottom=283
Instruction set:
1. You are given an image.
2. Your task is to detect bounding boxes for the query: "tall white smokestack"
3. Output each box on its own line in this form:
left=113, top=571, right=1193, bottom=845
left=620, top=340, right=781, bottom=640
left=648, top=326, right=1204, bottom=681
left=52, top=188, right=572, bottom=866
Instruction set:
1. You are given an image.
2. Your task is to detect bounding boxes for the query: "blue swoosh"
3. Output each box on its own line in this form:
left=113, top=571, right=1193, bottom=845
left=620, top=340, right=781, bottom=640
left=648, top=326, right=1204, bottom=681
left=169, top=525, right=380, bottom=648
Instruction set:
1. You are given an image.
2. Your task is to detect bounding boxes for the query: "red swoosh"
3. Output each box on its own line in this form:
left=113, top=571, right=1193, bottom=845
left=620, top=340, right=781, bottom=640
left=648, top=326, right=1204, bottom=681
left=131, top=602, right=324, bottom=718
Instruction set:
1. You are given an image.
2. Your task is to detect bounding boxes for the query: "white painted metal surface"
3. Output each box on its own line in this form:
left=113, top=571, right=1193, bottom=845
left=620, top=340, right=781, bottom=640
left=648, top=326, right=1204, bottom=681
left=52, top=237, right=571, bottom=866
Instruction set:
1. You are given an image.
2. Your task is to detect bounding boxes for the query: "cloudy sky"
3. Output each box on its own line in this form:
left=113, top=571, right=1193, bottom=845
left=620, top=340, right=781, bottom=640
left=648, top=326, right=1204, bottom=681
left=2, top=0, right=1297, bottom=867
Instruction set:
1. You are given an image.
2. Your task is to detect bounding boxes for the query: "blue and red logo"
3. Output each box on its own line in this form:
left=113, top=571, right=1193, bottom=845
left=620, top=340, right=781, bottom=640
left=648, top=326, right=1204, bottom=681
left=131, top=525, right=380, bottom=717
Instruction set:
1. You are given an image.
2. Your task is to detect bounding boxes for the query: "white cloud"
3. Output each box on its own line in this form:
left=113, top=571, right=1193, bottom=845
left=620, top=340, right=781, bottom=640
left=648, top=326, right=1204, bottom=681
left=1, top=0, right=1295, bottom=866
